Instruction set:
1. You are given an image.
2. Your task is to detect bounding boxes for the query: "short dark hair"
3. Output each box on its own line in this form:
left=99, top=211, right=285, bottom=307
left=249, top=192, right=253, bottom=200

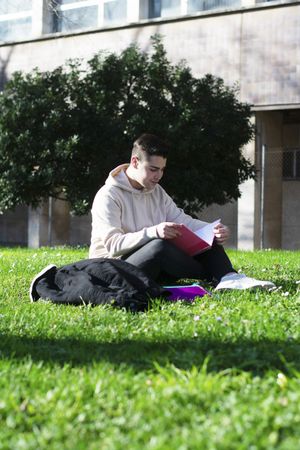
left=132, top=134, right=169, bottom=160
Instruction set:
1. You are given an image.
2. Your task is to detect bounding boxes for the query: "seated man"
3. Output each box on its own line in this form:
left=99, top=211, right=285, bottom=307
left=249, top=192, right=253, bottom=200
left=89, top=133, right=274, bottom=291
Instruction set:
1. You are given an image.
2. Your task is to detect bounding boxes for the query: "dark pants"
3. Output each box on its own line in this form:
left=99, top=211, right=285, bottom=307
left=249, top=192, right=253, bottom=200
left=122, top=239, right=235, bottom=284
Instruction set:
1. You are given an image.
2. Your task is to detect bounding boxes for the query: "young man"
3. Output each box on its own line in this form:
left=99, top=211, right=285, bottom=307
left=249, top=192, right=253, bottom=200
left=89, top=134, right=274, bottom=290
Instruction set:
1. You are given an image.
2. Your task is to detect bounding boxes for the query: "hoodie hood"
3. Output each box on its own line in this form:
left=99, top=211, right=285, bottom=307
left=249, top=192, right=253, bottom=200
left=105, top=164, right=156, bottom=194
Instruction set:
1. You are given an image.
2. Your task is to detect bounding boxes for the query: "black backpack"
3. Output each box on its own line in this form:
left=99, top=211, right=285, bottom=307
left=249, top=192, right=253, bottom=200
left=30, top=258, right=166, bottom=312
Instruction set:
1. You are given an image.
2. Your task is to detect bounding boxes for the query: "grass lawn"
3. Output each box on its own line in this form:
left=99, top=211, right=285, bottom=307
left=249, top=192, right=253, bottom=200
left=0, top=247, right=299, bottom=450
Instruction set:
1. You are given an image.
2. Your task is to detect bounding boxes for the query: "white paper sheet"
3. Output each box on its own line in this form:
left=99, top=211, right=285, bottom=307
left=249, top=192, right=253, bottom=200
left=194, top=219, right=221, bottom=245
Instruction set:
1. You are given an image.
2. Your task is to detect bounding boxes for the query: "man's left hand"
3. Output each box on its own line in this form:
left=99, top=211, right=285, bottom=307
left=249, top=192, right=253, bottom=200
left=214, top=223, right=230, bottom=244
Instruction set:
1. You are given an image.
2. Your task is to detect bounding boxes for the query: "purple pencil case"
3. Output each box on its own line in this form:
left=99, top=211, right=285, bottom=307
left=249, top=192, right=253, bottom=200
left=163, top=284, right=210, bottom=302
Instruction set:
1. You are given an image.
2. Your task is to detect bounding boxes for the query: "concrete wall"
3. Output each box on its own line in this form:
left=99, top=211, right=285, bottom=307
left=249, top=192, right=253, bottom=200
left=0, top=3, right=299, bottom=107
left=282, top=182, right=300, bottom=250
left=70, top=214, right=91, bottom=247
left=0, top=205, right=28, bottom=246
left=237, top=139, right=256, bottom=250
left=239, top=4, right=300, bottom=107
left=255, top=112, right=283, bottom=249
left=28, top=198, right=70, bottom=248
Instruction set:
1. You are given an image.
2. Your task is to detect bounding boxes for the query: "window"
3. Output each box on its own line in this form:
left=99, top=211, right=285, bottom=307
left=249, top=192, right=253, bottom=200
left=149, top=0, right=181, bottom=18
left=0, top=0, right=32, bottom=14
left=0, top=0, right=32, bottom=42
left=53, top=0, right=129, bottom=32
left=188, top=0, right=241, bottom=13
left=282, top=149, right=300, bottom=180
left=103, top=0, right=127, bottom=25
left=53, top=0, right=99, bottom=32
left=148, top=0, right=242, bottom=18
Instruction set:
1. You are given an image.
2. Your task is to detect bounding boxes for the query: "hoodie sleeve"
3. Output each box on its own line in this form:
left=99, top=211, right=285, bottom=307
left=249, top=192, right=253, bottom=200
left=90, top=188, right=158, bottom=258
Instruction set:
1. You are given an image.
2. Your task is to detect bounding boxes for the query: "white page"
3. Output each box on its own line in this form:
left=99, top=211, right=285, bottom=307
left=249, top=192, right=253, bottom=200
left=194, top=219, right=221, bottom=245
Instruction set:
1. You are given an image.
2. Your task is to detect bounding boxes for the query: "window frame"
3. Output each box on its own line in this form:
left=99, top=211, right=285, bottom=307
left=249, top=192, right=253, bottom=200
left=0, top=5, right=32, bottom=42
left=282, top=148, right=300, bottom=181
left=52, top=0, right=99, bottom=32
left=53, top=0, right=130, bottom=33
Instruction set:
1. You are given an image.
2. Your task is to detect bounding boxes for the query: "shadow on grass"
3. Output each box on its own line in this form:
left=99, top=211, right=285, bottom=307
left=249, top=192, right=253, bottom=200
left=1, top=334, right=299, bottom=375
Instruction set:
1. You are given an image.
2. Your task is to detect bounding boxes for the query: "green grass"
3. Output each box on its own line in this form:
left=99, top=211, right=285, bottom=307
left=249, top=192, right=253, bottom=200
left=0, top=247, right=299, bottom=450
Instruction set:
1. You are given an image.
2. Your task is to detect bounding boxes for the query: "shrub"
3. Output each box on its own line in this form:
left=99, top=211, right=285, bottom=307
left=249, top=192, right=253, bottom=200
left=0, top=35, right=255, bottom=215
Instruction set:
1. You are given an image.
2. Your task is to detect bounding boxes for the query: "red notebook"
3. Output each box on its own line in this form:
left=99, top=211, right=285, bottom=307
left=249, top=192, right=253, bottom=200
left=172, top=219, right=220, bottom=256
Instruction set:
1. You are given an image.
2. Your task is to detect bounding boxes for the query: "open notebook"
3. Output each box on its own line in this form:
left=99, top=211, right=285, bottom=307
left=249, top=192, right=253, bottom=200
left=172, top=219, right=220, bottom=256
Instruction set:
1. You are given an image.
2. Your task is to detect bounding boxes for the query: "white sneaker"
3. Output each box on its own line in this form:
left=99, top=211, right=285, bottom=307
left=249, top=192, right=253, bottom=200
left=215, top=273, right=275, bottom=291
left=29, top=264, right=57, bottom=302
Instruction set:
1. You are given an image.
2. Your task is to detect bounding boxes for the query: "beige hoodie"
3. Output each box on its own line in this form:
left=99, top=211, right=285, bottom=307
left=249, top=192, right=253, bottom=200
left=89, top=164, right=208, bottom=259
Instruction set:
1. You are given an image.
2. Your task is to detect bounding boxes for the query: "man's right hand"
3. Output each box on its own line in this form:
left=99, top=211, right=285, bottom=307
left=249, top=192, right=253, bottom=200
left=156, top=222, right=182, bottom=240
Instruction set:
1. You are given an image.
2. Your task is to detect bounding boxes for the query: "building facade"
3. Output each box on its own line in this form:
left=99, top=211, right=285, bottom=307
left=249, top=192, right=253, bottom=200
left=0, top=0, right=299, bottom=249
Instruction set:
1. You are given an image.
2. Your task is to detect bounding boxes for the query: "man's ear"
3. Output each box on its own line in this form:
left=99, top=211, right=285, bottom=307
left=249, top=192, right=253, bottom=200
left=131, top=155, right=139, bottom=168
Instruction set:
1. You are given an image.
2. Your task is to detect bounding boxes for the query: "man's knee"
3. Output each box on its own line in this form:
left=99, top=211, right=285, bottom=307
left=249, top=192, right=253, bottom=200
left=145, top=238, right=175, bottom=257
left=125, top=239, right=182, bottom=268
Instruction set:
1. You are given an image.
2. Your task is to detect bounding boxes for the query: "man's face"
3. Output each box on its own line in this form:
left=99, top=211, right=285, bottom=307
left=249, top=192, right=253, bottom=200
left=132, top=155, right=167, bottom=190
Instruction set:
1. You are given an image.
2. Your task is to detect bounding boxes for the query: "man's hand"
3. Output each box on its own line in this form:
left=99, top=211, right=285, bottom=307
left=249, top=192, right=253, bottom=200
left=156, top=222, right=182, bottom=240
left=214, top=223, right=230, bottom=244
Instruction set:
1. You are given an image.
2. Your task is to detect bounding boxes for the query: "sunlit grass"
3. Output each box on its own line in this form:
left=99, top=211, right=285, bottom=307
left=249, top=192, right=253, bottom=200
left=0, top=247, right=299, bottom=449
